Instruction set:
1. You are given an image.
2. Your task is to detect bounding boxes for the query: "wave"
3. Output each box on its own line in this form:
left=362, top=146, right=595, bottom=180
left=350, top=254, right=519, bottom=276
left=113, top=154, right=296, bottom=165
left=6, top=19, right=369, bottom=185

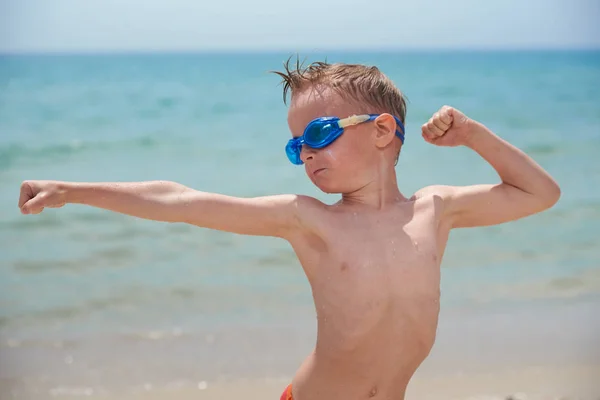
left=0, top=135, right=160, bottom=170
left=474, top=268, right=600, bottom=303
left=12, top=246, right=137, bottom=274
left=0, top=293, right=142, bottom=331
left=2, top=215, right=66, bottom=231
left=523, top=143, right=560, bottom=155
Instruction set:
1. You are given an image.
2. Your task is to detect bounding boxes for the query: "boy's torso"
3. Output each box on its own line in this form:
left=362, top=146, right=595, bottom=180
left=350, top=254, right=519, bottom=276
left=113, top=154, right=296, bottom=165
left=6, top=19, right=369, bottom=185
left=287, top=192, right=450, bottom=400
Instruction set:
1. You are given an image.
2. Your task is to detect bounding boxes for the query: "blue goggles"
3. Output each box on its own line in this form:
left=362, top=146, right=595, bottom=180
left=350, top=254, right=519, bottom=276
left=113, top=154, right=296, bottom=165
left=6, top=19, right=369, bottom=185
left=285, top=114, right=405, bottom=165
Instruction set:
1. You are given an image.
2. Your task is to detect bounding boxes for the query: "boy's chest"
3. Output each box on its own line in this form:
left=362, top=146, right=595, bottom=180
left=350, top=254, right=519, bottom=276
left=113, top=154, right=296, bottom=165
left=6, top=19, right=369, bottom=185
left=292, top=202, right=445, bottom=287
left=324, top=210, right=440, bottom=270
left=308, top=211, right=442, bottom=319
left=323, top=234, right=438, bottom=288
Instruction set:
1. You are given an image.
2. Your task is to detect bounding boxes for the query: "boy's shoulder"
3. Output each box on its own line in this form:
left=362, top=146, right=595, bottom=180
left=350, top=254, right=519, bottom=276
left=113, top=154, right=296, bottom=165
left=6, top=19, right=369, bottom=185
left=291, top=194, right=328, bottom=209
left=411, top=185, right=458, bottom=201
left=286, top=193, right=329, bottom=221
left=409, top=185, right=456, bottom=218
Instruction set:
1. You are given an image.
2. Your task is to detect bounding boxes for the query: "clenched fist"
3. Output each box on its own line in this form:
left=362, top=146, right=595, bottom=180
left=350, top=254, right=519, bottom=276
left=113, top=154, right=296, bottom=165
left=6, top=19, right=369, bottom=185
left=18, top=180, right=68, bottom=215
left=421, top=105, right=476, bottom=147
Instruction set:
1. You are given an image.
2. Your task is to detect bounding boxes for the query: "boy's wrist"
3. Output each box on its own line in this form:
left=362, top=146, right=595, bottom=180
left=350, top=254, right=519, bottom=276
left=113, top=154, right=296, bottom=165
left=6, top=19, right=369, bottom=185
left=462, top=120, right=492, bottom=149
left=61, top=181, right=84, bottom=204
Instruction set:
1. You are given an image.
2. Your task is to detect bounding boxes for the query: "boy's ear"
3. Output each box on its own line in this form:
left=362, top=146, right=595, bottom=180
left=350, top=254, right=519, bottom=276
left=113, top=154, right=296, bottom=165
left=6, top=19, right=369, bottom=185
left=373, top=114, right=397, bottom=148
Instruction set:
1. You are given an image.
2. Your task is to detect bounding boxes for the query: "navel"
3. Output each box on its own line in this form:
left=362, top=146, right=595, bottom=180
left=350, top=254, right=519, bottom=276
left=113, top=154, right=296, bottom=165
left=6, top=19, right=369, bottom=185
left=368, top=386, right=378, bottom=398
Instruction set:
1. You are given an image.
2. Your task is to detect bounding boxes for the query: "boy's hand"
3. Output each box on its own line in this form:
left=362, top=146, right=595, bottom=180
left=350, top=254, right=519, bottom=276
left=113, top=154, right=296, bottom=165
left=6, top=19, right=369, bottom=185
left=421, top=105, right=476, bottom=147
left=19, top=180, right=68, bottom=215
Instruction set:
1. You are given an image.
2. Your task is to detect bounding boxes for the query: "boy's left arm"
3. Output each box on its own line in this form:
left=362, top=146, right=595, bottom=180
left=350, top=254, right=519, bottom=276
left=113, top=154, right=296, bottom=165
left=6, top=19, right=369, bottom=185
left=419, top=106, right=561, bottom=229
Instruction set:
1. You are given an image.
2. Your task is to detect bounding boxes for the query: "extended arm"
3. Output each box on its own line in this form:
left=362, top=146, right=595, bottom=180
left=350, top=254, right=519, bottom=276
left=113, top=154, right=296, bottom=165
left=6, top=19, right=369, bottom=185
left=19, top=180, right=310, bottom=238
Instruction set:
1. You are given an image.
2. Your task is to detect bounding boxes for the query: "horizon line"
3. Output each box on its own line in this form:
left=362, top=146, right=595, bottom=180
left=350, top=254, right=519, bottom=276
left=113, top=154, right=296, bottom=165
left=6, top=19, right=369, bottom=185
left=1, top=45, right=599, bottom=56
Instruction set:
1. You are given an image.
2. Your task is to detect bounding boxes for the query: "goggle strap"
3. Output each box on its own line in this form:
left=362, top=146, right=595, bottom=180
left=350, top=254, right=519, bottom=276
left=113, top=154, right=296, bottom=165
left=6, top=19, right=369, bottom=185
left=337, top=114, right=373, bottom=129
left=337, top=114, right=406, bottom=143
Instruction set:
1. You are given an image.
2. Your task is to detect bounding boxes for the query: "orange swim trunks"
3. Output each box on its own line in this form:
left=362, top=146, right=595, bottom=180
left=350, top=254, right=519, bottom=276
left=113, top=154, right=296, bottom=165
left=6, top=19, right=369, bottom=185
left=280, top=384, right=293, bottom=400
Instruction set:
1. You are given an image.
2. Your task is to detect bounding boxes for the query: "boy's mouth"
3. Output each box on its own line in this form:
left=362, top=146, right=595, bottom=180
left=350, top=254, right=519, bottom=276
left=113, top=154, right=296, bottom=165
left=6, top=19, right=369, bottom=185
left=313, top=168, right=326, bottom=175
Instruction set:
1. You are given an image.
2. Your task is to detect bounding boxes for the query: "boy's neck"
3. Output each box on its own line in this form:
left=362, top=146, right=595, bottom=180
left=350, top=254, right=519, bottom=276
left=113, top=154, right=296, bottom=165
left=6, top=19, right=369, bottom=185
left=339, top=167, right=407, bottom=210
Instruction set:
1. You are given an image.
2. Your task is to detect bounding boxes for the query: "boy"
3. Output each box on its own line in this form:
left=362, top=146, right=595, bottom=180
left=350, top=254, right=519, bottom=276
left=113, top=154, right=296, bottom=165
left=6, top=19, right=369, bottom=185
left=18, top=60, right=560, bottom=400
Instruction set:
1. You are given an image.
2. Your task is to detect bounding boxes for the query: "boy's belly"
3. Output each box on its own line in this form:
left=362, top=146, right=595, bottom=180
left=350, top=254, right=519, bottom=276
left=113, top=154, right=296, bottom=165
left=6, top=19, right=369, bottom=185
left=292, top=340, right=430, bottom=400
left=292, top=301, right=440, bottom=400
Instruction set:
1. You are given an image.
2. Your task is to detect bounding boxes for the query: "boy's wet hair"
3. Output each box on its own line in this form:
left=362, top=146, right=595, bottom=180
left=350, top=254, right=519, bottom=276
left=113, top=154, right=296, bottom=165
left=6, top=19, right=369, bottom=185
left=272, top=56, right=408, bottom=126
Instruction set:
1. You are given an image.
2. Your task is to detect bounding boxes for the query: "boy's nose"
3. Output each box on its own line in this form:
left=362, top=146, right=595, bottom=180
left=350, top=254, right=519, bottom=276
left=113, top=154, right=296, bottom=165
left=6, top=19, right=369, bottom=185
left=300, top=145, right=316, bottom=163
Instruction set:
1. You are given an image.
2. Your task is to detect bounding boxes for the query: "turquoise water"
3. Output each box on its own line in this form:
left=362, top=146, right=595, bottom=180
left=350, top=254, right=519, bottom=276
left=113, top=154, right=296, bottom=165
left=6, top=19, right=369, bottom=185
left=0, top=51, right=599, bottom=394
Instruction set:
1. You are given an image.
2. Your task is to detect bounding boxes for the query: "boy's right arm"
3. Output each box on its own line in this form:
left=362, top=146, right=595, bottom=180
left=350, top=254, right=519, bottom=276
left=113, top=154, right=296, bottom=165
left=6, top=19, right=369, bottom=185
left=18, top=180, right=313, bottom=238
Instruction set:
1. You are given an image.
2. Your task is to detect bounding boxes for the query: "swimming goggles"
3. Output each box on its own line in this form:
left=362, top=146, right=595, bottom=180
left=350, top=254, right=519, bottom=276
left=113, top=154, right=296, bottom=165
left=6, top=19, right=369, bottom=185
left=285, top=114, right=405, bottom=165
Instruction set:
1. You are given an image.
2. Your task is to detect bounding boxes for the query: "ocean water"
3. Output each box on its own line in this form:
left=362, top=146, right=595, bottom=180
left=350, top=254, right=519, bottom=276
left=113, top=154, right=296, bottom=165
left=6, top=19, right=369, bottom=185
left=0, top=51, right=599, bottom=396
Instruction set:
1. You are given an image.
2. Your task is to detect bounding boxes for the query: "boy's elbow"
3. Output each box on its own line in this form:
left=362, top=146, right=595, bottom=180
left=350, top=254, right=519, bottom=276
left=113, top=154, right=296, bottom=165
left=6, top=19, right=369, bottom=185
left=539, top=180, right=561, bottom=210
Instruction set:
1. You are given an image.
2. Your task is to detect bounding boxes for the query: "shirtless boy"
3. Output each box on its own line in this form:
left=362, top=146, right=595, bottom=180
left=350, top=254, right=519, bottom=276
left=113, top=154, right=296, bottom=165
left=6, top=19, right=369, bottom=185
left=18, top=60, right=560, bottom=400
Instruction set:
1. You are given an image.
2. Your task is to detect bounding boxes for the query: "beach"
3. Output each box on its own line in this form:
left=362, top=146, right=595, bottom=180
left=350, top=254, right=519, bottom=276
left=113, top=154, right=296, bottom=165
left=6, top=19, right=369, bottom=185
left=3, top=293, right=598, bottom=399
left=40, top=364, right=599, bottom=400
left=1, top=51, right=599, bottom=399
left=10, top=367, right=600, bottom=399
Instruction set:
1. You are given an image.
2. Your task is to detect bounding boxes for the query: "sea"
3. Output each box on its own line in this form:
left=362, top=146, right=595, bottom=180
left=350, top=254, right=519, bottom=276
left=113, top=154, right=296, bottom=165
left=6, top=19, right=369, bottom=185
left=0, top=50, right=599, bottom=398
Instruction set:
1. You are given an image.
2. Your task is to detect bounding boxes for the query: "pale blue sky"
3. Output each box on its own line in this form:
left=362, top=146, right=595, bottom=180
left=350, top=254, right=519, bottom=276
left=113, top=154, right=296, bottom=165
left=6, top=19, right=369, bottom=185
left=1, top=0, right=599, bottom=52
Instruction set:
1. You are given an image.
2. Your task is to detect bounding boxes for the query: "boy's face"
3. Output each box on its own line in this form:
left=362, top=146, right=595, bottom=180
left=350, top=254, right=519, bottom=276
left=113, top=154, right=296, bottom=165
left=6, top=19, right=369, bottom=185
left=287, top=86, right=382, bottom=194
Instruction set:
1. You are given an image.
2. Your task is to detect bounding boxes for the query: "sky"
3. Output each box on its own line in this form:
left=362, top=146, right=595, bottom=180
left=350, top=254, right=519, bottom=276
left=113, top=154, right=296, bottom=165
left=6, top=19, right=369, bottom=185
left=1, top=0, right=599, bottom=52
